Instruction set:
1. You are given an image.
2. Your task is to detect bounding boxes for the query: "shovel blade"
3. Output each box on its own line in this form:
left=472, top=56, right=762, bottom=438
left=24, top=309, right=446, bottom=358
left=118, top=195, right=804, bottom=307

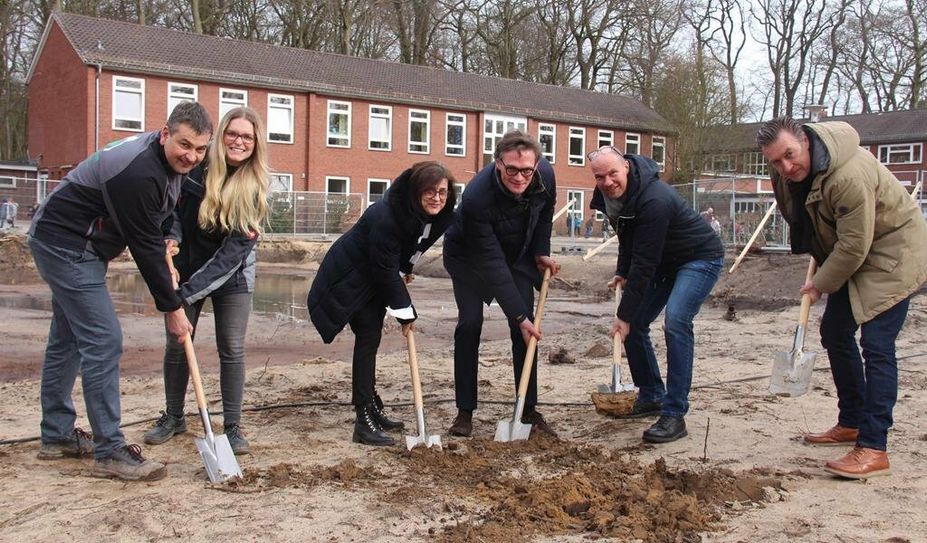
left=770, top=350, right=817, bottom=397
left=405, top=433, right=443, bottom=451
left=195, top=434, right=242, bottom=483
left=494, top=419, right=532, bottom=442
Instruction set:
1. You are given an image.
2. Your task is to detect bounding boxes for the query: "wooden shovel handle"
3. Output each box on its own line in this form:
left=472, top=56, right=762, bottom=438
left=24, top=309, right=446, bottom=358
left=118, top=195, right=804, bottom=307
left=798, top=258, right=817, bottom=327
left=183, top=335, right=209, bottom=415
left=612, top=285, right=622, bottom=364
left=514, top=267, right=552, bottom=399
left=406, top=330, right=425, bottom=412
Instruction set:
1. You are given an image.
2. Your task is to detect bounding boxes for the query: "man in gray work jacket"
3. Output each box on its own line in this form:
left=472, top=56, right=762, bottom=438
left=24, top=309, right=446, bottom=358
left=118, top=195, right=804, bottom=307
left=28, top=102, right=212, bottom=481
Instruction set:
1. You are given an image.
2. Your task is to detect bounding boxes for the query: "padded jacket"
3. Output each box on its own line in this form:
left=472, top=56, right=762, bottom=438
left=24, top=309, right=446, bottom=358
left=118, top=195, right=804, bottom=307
left=307, top=167, right=456, bottom=343
left=443, top=160, right=556, bottom=322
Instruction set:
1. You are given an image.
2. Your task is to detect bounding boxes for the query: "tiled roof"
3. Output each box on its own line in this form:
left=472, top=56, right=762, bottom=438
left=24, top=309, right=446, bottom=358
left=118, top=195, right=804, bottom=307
left=703, top=109, right=927, bottom=152
left=43, top=12, right=675, bottom=135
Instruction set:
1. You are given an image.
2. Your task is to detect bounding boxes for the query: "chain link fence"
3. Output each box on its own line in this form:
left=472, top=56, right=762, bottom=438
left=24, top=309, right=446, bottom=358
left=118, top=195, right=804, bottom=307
left=265, top=192, right=366, bottom=235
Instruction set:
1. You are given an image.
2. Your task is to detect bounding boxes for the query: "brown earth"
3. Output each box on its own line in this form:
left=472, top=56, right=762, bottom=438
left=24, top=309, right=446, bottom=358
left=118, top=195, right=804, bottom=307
left=1, top=234, right=925, bottom=543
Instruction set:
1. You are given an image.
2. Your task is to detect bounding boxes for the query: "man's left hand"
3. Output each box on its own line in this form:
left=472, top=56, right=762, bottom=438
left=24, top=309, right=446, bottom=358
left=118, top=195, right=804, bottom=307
left=799, top=282, right=822, bottom=304
left=401, top=322, right=415, bottom=337
left=610, top=318, right=630, bottom=342
left=535, top=255, right=560, bottom=276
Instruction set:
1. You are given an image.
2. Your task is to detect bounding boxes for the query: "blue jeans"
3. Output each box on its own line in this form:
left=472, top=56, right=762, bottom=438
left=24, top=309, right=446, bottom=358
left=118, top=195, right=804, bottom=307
left=29, top=236, right=125, bottom=459
left=623, top=257, right=723, bottom=418
left=820, top=284, right=910, bottom=451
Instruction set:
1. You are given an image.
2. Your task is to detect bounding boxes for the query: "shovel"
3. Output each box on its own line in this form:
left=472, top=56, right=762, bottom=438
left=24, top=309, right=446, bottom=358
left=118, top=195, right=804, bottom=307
left=597, top=285, right=636, bottom=394
left=495, top=268, right=552, bottom=442
left=769, top=258, right=818, bottom=397
left=403, top=330, right=442, bottom=451
left=183, top=336, right=243, bottom=482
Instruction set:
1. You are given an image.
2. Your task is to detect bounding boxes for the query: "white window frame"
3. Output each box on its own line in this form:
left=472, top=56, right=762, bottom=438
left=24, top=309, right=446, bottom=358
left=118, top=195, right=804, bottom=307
left=167, top=82, right=197, bottom=116
left=367, top=178, right=390, bottom=207
left=568, top=127, right=585, bottom=166
left=483, top=113, right=527, bottom=166
left=538, top=123, right=556, bottom=164
left=625, top=133, right=641, bottom=155
left=368, top=105, right=392, bottom=151
left=445, top=113, right=466, bottom=156
left=567, top=190, right=585, bottom=222
left=408, top=109, right=431, bottom=154
left=112, top=76, right=145, bottom=132
left=269, top=173, right=293, bottom=193
left=878, top=143, right=922, bottom=165
left=742, top=151, right=769, bottom=176
left=0, top=176, right=15, bottom=188
left=652, top=136, right=666, bottom=171
left=327, top=100, right=352, bottom=148
left=597, top=129, right=614, bottom=149
left=708, top=153, right=735, bottom=172
left=324, top=176, right=351, bottom=214
left=453, top=183, right=465, bottom=209
left=267, top=94, right=295, bottom=144
left=219, top=88, right=247, bottom=119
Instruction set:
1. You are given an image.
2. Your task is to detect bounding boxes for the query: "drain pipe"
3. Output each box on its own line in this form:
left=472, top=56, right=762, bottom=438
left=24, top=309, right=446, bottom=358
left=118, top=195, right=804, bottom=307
left=94, top=62, right=102, bottom=150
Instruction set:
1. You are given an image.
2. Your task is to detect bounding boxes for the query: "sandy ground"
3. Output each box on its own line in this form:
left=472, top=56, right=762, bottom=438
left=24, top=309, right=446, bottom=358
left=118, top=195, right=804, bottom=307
left=0, top=235, right=925, bottom=543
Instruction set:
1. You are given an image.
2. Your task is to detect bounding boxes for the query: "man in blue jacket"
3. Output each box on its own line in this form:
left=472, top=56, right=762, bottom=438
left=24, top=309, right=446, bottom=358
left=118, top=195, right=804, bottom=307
left=589, top=145, right=723, bottom=443
left=28, top=102, right=212, bottom=481
left=443, top=131, right=560, bottom=437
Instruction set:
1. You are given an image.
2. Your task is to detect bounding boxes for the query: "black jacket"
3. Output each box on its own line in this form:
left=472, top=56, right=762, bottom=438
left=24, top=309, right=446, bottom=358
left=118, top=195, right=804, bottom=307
left=590, top=154, right=723, bottom=322
left=30, top=131, right=184, bottom=312
left=443, top=159, right=556, bottom=322
left=307, top=167, right=456, bottom=344
left=169, top=164, right=259, bottom=306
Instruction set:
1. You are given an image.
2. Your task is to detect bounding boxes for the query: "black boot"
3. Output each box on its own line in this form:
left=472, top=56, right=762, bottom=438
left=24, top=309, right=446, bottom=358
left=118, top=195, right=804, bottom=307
left=353, top=403, right=395, bottom=446
left=371, top=393, right=405, bottom=431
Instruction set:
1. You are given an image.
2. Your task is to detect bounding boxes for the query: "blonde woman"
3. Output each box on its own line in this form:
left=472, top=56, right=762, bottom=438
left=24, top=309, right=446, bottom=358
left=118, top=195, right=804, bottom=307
left=144, top=107, right=269, bottom=454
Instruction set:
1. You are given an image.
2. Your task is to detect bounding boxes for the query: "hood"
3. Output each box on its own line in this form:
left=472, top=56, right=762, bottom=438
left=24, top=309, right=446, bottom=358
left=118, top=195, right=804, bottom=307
left=386, top=166, right=457, bottom=235
left=804, top=121, right=860, bottom=177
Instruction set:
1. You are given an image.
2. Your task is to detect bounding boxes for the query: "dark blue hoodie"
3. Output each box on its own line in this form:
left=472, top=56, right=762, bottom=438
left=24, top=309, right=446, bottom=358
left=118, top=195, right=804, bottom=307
left=590, top=155, right=723, bottom=322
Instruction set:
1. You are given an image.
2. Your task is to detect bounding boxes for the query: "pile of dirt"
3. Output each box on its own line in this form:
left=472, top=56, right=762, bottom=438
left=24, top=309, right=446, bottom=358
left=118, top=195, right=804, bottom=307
left=0, top=235, right=31, bottom=269
left=257, top=239, right=329, bottom=266
left=711, top=252, right=810, bottom=310
left=222, top=459, right=377, bottom=493
left=590, top=391, right=637, bottom=417
left=386, top=437, right=781, bottom=543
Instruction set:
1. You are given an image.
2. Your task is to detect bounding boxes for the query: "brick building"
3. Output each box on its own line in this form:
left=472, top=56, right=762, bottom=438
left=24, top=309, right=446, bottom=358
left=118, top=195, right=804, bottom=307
left=27, top=12, right=675, bottom=232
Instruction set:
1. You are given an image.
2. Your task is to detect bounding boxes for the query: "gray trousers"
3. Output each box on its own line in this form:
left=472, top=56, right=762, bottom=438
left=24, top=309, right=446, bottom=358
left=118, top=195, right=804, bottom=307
left=162, top=292, right=251, bottom=427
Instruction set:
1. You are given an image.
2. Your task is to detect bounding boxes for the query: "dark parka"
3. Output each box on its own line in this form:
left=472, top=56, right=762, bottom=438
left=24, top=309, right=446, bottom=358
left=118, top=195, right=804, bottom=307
left=307, top=167, right=456, bottom=343
left=590, top=154, right=723, bottom=323
left=443, top=159, right=556, bottom=322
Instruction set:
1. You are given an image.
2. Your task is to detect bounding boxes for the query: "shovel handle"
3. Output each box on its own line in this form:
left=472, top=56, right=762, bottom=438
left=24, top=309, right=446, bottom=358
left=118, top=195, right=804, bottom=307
left=514, top=268, right=552, bottom=399
left=798, top=258, right=817, bottom=327
left=183, top=335, right=214, bottom=440
left=612, top=285, right=622, bottom=364
left=406, top=330, right=425, bottom=412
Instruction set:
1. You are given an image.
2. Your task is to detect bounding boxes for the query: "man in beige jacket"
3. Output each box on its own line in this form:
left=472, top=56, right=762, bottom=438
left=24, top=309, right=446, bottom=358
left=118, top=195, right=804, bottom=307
left=758, top=117, right=927, bottom=479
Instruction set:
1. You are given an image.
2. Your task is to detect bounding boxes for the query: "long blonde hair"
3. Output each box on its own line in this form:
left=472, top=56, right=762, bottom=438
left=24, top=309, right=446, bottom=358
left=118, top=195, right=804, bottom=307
left=198, top=107, right=269, bottom=235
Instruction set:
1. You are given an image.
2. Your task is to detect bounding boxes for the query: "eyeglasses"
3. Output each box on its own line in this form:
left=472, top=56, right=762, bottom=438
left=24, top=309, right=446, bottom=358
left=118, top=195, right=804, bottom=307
left=498, top=159, right=537, bottom=178
left=224, top=130, right=255, bottom=145
left=587, top=145, right=623, bottom=161
left=423, top=187, right=449, bottom=200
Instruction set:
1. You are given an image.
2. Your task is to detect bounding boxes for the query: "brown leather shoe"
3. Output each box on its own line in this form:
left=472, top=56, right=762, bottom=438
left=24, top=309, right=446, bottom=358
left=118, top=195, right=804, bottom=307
left=803, top=424, right=859, bottom=446
left=522, top=409, right=558, bottom=438
left=824, top=447, right=890, bottom=479
left=449, top=410, right=473, bottom=437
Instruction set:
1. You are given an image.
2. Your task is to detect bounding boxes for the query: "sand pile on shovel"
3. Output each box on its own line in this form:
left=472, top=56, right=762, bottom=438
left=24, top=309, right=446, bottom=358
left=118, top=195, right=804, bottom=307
left=590, top=391, right=637, bottom=417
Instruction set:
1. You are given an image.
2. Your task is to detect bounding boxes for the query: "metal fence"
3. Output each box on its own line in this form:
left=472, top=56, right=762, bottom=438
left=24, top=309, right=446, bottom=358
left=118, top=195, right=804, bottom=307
left=266, top=191, right=366, bottom=235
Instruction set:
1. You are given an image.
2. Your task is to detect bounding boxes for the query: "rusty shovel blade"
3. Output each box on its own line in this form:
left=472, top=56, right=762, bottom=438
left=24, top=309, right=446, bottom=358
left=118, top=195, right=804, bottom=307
left=769, top=350, right=817, bottom=397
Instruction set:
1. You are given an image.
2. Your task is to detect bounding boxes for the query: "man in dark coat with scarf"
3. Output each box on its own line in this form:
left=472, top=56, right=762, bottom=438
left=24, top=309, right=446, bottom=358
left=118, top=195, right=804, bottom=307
left=443, top=130, right=560, bottom=437
left=308, top=161, right=456, bottom=446
left=589, top=145, right=723, bottom=444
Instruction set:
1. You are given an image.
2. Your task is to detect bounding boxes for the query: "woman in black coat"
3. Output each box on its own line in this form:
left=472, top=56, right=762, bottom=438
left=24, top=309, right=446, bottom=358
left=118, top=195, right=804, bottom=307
left=307, top=161, right=457, bottom=446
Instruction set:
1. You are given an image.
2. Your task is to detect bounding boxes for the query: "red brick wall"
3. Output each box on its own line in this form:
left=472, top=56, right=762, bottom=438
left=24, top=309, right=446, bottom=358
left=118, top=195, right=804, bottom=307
left=27, top=22, right=92, bottom=175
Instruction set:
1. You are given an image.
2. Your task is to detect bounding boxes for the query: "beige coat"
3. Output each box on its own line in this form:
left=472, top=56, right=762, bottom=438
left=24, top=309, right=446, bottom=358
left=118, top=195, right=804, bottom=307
left=772, top=121, right=927, bottom=324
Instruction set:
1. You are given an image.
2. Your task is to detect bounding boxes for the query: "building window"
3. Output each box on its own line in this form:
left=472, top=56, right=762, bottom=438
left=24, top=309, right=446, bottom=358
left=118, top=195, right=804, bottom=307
left=219, top=88, right=247, bottom=119
left=327, top=100, right=351, bottom=148
left=325, top=176, right=350, bottom=214
left=167, top=82, right=197, bottom=115
left=113, top=76, right=144, bottom=131
left=266, top=94, right=295, bottom=143
left=445, top=113, right=466, bottom=156
left=0, top=176, right=15, bottom=188
left=597, top=129, right=613, bottom=149
left=538, top=123, right=556, bottom=164
left=569, top=127, right=585, bottom=166
left=878, top=143, right=922, bottom=165
left=707, top=153, right=735, bottom=172
left=326, top=176, right=349, bottom=195
left=625, top=133, right=640, bottom=155
left=652, top=136, right=666, bottom=171
left=269, top=173, right=293, bottom=193
left=453, top=183, right=465, bottom=209
left=368, top=105, right=392, bottom=151
left=483, top=114, right=527, bottom=166
left=743, top=152, right=769, bottom=176
left=409, top=109, right=430, bottom=153
left=367, top=178, right=389, bottom=207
